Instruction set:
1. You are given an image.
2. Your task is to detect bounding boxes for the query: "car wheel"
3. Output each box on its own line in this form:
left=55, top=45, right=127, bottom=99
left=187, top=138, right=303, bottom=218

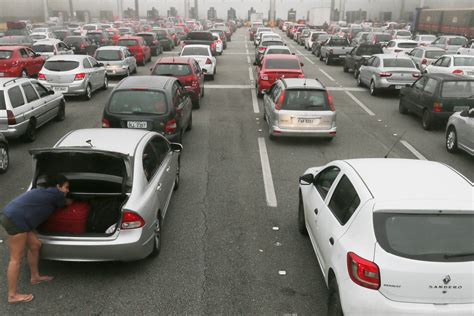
left=357, top=73, right=363, bottom=87
left=369, top=80, right=377, bottom=96
left=173, top=157, right=180, bottom=191
left=325, top=56, right=331, bottom=65
left=446, top=127, right=458, bottom=153
left=84, top=84, right=92, bottom=100
left=0, top=143, right=9, bottom=174
left=343, top=63, right=349, bottom=72
left=193, top=97, right=200, bottom=109
left=398, top=98, right=408, bottom=114
left=319, top=54, right=323, bottom=61
left=55, top=101, right=66, bottom=121
left=21, top=70, right=28, bottom=78
left=354, top=69, right=359, bottom=79
left=422, top=109, right=433, bottom=130
left=201, top=85, right=204, bottom=98
left=257, top=84, right=263, bottom=98
left=148, top=212, right=162, bottom=258
left=101, top=75, right=108, bottom=90
left=298, top=193, right=308, bottom=235
left=186, top=113, right=193, bottom=131
left=327, top=278, right=344, bottom=316
left=21, top=120, right=36, bottom=143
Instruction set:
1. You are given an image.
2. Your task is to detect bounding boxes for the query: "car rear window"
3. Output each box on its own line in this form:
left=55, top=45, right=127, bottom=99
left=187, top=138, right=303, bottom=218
left=156, top=30, right=168, bottom=37
left=117, top=39, right=138, bottom=46
left=267, top=49, right=290, bottom=55
left=0, top=50, right=13, bottom=59
left=0, top=91, right=5, bottom=110
left=453, top=57, right=474, bottom=67
left=374, top=213, right=474, bottom=262
left=108, top=90, right=167, bottom=115
left=262, top=41, right=284, bottom=47
left=375, top=34, right=392, bottom=42
left=441, top=81, right=474, bottom=98
left=64, top=37, right=83, bottom=45
left=317, top=35, right=330, bottom=42
left=398, top=42, right=417, bottom=48
left=83, top=25, right=97, bottom=31
left=328, top=39, right=349, bottom=46
left=383, top=58, right=415, bottom=68
left=32, top=45, right=54, bottom=53
left=44, top=60, right=80, bottom=71
left=396, top=31, right=411, bottom=36
left=282, top=90, right=330, bottom=111
left=357, top=45, right=383, bottom=55
left=181, top=47, right=208, bottom=56
left=425, top=51, right=443, bottom=59
left=448, top=37, right=467, bottom=45
left=153, top=64, right=192, bottom=76
left=95, top=50, right=122, bottom=61
left=265, top=59, right=300, bottom=70
left=421, top=35, right=436, bottom=41
left=31, top=34, right=46, bottom=40
left=187, top=32, right=212, bottom=40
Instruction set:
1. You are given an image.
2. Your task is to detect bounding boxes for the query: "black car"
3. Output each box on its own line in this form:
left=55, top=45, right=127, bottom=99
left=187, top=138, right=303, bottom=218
left=136, top=32, right=162, bottom=56
left=102, top=76, right=193, bottom=144
left=0, top=133, right=9, bottom=174
left=86, top=31, right=113, bottom=46
left=155, top=29, right=174, bottom=51
left=343, top=44, right=383, bottom=76
left=399, top=73, right=474, bottom=130
left=64, top=36, right=97, bottom=55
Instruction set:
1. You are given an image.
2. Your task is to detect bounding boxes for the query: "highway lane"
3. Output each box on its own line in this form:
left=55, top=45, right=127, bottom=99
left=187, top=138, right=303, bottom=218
left=0, top=28, right=472, bottom=314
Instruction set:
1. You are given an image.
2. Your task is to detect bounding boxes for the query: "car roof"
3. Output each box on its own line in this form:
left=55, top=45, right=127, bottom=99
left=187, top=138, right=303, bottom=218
left=33, top=39, right=62, bottom=45
left=417, top=46, right=445, bottom=51
left=182, top=44, right=209, bottom=49
left=424, top=73, right=474, bottom=81
left=265, top=45, right=290, bottom=50
left=156, top=56, right=193, bottom=64
left=96, top=45, right=126, bottom=51
left=390, top=39, right=417, bottom=43
left=0, top=45, right=28, bottom=50
left=373, top=53, right=411, bottom=60
left=344, top=159, right=472, bottom=203
left=46, top=54, right=89, bottom=61
left=0, top=77, right=31, bottom=87
left=115, top=75, right=175, bottom=90
left=264, top=54, right=299, bottom=60
left=281, top=78, right=325, bottom=90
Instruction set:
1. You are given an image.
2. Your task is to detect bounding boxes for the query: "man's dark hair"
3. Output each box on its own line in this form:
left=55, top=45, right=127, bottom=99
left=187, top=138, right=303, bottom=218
left=44, top=174, right=68, bottom=188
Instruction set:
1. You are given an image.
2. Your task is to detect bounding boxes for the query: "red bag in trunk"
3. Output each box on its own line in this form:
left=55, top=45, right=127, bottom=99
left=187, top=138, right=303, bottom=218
left=40, top=202, right=90, bottom=234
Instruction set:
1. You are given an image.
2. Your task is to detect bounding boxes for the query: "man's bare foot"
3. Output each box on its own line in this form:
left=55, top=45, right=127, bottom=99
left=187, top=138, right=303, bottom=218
left=8, top=293, right=34, bottom=304
left=31, top=275, right=54, bottom=285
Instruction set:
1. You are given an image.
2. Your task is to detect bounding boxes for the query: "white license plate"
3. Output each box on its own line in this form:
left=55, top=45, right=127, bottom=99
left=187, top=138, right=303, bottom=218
left=395, top=85, right=404, bottom=89
left=0, top=73, right=4, bottom=76
left=453, top=106, right=469, bottom=112
left=53, top=86, right=68, bottom=93
left=127, top=121, right=147, bottom=129
left=297, top=118, right=318, bottom=125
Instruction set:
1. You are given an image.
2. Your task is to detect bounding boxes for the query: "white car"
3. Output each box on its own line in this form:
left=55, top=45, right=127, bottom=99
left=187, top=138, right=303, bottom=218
left=260, top=33, right=281, bottom=43
left=31, top=39, right=74, bottom=59
left=383, top=39, right=418, bottom=55
left=211, top=32, right=223, bottom=55
left=446, top=108, right=474, bottom=156
left=305, top=31, right=327, bottom=50
left=425, top=55, right=474, bottom=77
left=179, top=44, right=216, bottom=80
left=298, top=158, right=473, bottom=315
left=391, top=29, right=412, bottom=40
left=254, top=27, right=272, bottom=46
left=413, top=34, right=437, bottom=47
left=30, top=32, right=56, bottom=42
left=457, top=40, right=474, bottom=56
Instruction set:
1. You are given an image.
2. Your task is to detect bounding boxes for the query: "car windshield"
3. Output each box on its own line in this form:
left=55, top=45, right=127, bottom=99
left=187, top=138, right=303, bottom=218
left=0, top=50, right=13, bottom=59
left=398, top=42, right=417, bottom=48
left=441, top=81, right=474, bottom=98
left=262, top=41, right=283, bottom=47
left=31, top=34, right=46, bottom=40
left=448, top=37, right=467, bottom=45
left=44, top=60, right=80, bottom=71
left=374, top=213, right=474, bottom=262
left=265, top=59, right=300, bottom=70
left=153, top=64, right=192, bottom=76
left=283, top=90, right=330, bottom=111
left=181, top=47, right=208, bottom=56
left=357, top=45, right=383, bottom=55
left=267, top=49, right=290, bottom=55
left=117, top=40, right=138, bottom=46
left=396, top=31, right=411, bottom=36
left=328, top=39, right=349, bottom=46
left=421, top=35, right=436, bottom=41
left=383, top=58, right=415, bottom=68
left=187, top=32, right=212, bottom=40
left=32, top=45, right=54, bottom=53
left=95, top=50, right=122, bottom=61
left=425, top=51, right=444, bottom=59
left=318, top=35, right=330, bottom=42
left=108, top=90, right=168, bottom=115
left=453, top=57, right=474, bottom=67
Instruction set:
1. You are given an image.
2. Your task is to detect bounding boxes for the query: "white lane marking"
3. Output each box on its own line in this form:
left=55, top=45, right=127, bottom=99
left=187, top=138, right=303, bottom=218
left=319, top=69, right=336, bottom=82
left=108, top=83, right=118, bottom=87
left=257, top=137, right=278, bottom=208
left=246, top=48, right=249, bottom=55
left=344, top=91, right=375, bottom=116
left=303, top=56, right=315, bottom=65
left=247, top=55, right=251, bottom=64
left=251, top=88, right=260, bottom=113
left=248, top=67, right=254, bottom=81
left=204, top=84, right=253, bottom=89
left=295, top=49, right=303, bottom=55
left=400, top=140, right=428, bottom=160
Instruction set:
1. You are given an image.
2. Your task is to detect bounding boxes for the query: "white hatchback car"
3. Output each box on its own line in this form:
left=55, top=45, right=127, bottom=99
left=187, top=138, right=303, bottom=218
left=425, top=55, right=474, bottom=77
left=383, top=39, right=418, bottom=55
left=298, top=158, right=473, bottom=315
left=179, top=44, right=216, bottom=80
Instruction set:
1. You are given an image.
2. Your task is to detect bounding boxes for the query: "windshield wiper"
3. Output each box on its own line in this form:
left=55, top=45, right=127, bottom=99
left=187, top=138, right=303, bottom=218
left=444, top=252, right=474, bottom=259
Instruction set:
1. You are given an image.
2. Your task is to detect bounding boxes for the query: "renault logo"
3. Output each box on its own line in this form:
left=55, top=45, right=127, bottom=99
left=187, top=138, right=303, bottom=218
left=443, top=275, right=451, bottom=285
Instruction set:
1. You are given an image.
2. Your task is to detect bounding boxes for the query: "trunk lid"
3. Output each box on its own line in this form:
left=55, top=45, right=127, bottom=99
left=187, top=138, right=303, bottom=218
left=42, top=60, right=81, bottom=83
left=265, top=70, right=303, bottom=84
left=384, top=68, right=419, bottom=82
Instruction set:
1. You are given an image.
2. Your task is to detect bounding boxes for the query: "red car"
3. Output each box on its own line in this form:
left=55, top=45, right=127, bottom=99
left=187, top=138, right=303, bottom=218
left=117, top=36, right=151, bottom=66
left=151, top=57, right=205, bottom=109
left=256, top=54, right=304, bottom=97
left=0, top=45, right=45, bottom=78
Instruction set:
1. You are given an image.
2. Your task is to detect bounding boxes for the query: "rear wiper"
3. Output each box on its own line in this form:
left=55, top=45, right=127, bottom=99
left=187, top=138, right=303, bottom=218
left=444, top=252, right=474, bottom=259
left=130, top=111, right=158, bottom=115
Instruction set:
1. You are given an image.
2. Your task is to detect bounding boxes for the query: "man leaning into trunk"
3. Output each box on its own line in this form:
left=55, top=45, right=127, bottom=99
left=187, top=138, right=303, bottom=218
left=0, top=174, right=70, bottom=304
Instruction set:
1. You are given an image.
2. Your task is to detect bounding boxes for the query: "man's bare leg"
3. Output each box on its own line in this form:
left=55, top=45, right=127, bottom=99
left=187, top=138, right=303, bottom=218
left=27, top=232, right=53, bottom=285
left=7, top=233, right=34, bottom=303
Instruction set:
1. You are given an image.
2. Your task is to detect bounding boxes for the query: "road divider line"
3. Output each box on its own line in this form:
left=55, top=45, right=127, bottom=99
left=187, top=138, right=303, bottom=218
left=246, top=48, right=249, bottom=55
left=247, top=55, right=252, bottom=64
left=295, top=49, right=303, bottom=55
left=204, top=84, right=253, bottom=89
left=249, top=67, right=254, bottom=81
left=257, top=137, right=278, bottom=208
left=304, top=56, right=315, bottom=65
left=251, top=88, right=260, bottom=113
left=319, top=69, right=336, bottom=82
left=345, top=91, right=375, bottom=116
left=400, top=140, right=427, bottom=160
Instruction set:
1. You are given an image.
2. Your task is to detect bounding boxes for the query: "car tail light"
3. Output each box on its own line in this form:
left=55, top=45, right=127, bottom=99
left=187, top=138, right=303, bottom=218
left=38, top=73, right=46, bottom=80
left=80, top=43, right=85, bottom=49
left=258, top=47, right=266, bottom=52
left=74, top=73, right=86, bottom=80
left=191, top=79, right=198, bottom=87
left=121, top=211, right=145, bottom=229
left=421, top=58, right=428, bottom=65
left=298, top=73, right=305, bottom=78
left=452, top=69, right=464, bottom=75
left=7, top=110, right=16, bottom=125
left=433, top=102, right=442, bottom=112
left=260, top=73, right=268, bottom=80
left=412, top=72, right=421, bottom=78
left=275, top=90, right=285, bottom=110
left=379, top=72, right=392, bottom=77
left=102, top=118, right=110, bottom=128
left=206, top=58, right=212, bottom=65
left=347, top=252, right=380, bottom=290
left=327, top=93, right=335, bottom=111
left=165, top=118, right=177, bottom=134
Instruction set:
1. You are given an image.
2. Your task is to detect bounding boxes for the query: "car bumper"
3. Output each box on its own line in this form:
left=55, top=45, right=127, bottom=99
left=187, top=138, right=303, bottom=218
left=184, top=86, right=200, bottom=101
left=270, top=125, right=337, bottom=138
left=257, top=80, right=272, bottom=93
left=376, top=78, right=416, bottom=90
left=1, top=121, right=29, bottom=138
left=106, top=67, right=129, bottom=76
left=41, top=80, right=88, bottom=96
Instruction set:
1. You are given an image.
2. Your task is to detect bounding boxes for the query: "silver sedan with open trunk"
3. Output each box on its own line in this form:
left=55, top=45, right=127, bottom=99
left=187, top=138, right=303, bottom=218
left=30, top=128, right=182, bottom=262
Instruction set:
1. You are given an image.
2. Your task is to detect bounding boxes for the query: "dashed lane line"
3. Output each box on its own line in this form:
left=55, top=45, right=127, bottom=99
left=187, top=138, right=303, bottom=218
left=251, top=88, right=260, bottom=113
left=248, top=67, right=254, bottom=81
left=319, top=68, right=336, bottom=82
left=247, top=55, right=252, bottom=64
left=400, top=140, right=428, bottom=160
left=303, top=56, right=315, bottom=65
left=344, top=91, right=375, bottom=116
left=257, top=137, right=278, bottom=208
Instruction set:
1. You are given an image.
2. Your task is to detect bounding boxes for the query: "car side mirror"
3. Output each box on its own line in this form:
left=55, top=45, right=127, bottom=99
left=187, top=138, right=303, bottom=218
left=292, top=52, right=295, bottom=55
left=202, top=69, right=207, bottom=73
left=95, top=62, right=104, bottom=67
left=299, top=173, right=314, bottom=185
left=468, top=108, right=474, bottom=118
left=300, top=62, right=304, bottom=67
left=170, top=142, right=183, bottom=153
left=47, top=89, right=55, bottom=95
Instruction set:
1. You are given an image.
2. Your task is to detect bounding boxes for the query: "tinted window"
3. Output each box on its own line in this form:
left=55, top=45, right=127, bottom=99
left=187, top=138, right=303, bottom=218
left=283, top=90, right=330, bottom=111
left=152, top=64, right=192, bottom=76
left=425, top=51, right=443, bottom=59
left=44, top=60, right=79, bottom=71
left=0, top=50, right=13, bottom=59
left=448, top=37, right=467, bottom=45
left=328, top=39, right=350, bottom=46
left=64, top=37, right=84, bottom=45
left=357, top=45, right=383, bottom=55
left=0, top=91, right=5, bottom=110
left=22, top=83, right=39, bottom=102
left=423, top=78, right=438, bottom=95
left=262, top=41, right=284, bottom=47
left=396, top=31, right=411, bottom=36
left=441, top=81, right=474, bottom=98
left=8, top=86, right=25, bottom=108
left=32, top=82, right=49, bottom=97
left=108, top=90, right=167, bottom=114
left=117, top=40, right=139, bottom=46
left=83, top=58, right=92, bottom=68
left=328, top=175, right=360, bottom=225
left=421, top=35, right=436, bottom=42
left=382, top=58, right=415, bottom=68
left=181, top=47, right=209, bottom=56
left=83, top=25, right=97, bottom=31
left=453, top=57, right=474, bottom=67
left=150, top=137, right=170, bottom=166
left=374, top=213, right=474, bottom=262
left=398, top=42, right=417, bottom=48
left=95, top=50, right=122, bottom=61
left=186, top=32, right=212, bottom=40
left=265, top=59, right=300, bottom=70
left=267, top=49, right=290, bottom=55
left=315, top=167, right=340, bottom=199
left=317, top=35, right=330, bottom=42
left=375, top=34, right=392, bottom=42
left=142, top=143, right=159, bottom=181
left=31, top=34, right=46, bottom=40
left=32, top=44, right=54, bottom=53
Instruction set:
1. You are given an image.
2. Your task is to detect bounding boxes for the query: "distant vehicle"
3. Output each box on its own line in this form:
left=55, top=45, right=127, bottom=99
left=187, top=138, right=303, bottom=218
left=307, top=6, right=331, bottom=28
left=0, top=46, right=45, bottom=77
left=182, top=32, right=217, bottom=56
left=179, top=45, right=216, bottom=80
left=390, top=30, right=412, bottom=40
left=424, top=55, right=474, bottom=77
left=446, top=108, right=474, bottom=155
left=0, top=35, right=34, bottom=47
left=86, top=31, right=113, bottom=47
left=211, top=32, right=223, bottom=55
left=32, top=39, right=74, bottom=59
left=118, top=27, right=134, bottom=36
left=297, top=29, right=312, bottom=46
left=457, top=40, right=474, bottom=56
left=209, top=29, right=227, bottom=49
left=82, top=24, right=101, bottom=32
left=136, top=32, right=162, bottom=56
left=30, top=32, right=56, bottom=42
left=382, top=40, right=418, bottom=55
left=53, top=29, right=73, bottom=41
left=343, top=44, right=384, bottom=76
left=430, top=36, right=468, bottom=54
left=0, top=133, right=8, bottom=173
left=154, top=29, right=174, bottom=51
left=406, top=47, right=445, bottom=71
left=117, top=36, right=151, bottom=66
left=366, top=32, right=392, bottom=46
left=413, top=34, right=437, bottom=47
left=94, top=46, right=137, bottom=77
left=255, top=38, right=285, bottom=65
left=311, top=34, right=331, bottom=56
left=64, top=36, right=97, bottom=55
left=105, top=28, right=120, bottom=45
left=5, top=21, right=30, bottom=36
left=350, top=31, right=369, bottom=46
left=249, top=22, right=264, bottom=41
left=305, top=31, right=327, bottom=50
left=319, top=37, right=351, bottom=65
left=262, top=45, right=292, bottom=58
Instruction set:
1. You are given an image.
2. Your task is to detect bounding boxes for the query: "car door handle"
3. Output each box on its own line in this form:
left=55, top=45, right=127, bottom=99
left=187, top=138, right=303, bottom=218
left=329, top=237, right=334, bottom=245
left=156, top=183, right=162, bottom=191
left=314, top=208, right=318, bottom=215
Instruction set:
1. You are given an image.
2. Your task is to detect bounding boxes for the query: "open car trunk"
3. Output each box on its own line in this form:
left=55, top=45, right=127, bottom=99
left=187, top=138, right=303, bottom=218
left=30, top=148, right=132, bottom=237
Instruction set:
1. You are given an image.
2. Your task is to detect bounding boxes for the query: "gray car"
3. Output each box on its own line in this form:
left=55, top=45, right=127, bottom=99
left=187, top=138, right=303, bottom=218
left=0, top=78, right=66, bottom=142
left=263, top=78, right=337, bottom=140
left=446, top=108, right=474, bottom=156
left=94, top=46, right=137, bottom=77
left=406, top=46, right=445, bottom=71
left=32, top=128, right=182, bottom=261
left=38, top=55, right=108, bottom=100
left=430, top=36, right=467, bottom=54
left=357, top=54, right=421, bottom=96
left=0, top=132, right=8, bottom=173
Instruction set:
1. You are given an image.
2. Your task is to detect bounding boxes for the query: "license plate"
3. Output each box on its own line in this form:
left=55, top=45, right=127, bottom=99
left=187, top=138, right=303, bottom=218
left=0, top=73, right=4, bottom=76
left=53, top=86, right=68, bottom=93
left=453, top=106, right=469, bottom=112
left=467, top=72, right=474, bottom=76
left=127, top=121, right=147, bottom=129
left=395, top=85, right=404, bottom=89
left=298, top=118, right=318, bottom=124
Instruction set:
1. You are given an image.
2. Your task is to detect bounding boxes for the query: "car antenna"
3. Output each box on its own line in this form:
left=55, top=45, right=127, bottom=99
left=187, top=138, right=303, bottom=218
left=384, top=130, right=406, bottom=158
left=86, top=140, right=94, bottom=148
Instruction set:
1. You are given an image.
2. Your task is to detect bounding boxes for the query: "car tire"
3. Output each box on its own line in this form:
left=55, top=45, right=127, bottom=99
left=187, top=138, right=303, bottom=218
left=446, top=126, right=458, bottom=153
left=193, top=98, right=200, bottom=109
left=55, top=101, right=66, bottom=121
left=357, top=73, right=363, bottom=87
left=298, top=193, right=308, bottom=235
left=101, top=75, right=108, bottom=90
left=21, top=120, right=36, bottom=143
left=343, top=63, right=349, bottom=72
left=319, top=54, right=324, bottom=61
left=84, top=84, right=92, bottom=100
left=398, top=98, right=408, bottom=114
left=21, top=70, right=28, bottom=78
left=327, top=278, right=344, bottom=316
left=186, top=113, right=193, bottom=131
left=422, top=109, right=434, bottom=130
left=326, top=56, right=331, bottom=65
left=0, top=143, right=9, bottom=174
left=369, top=80, right=377, bottom=96
left=148, top=212, right=162, bottom=258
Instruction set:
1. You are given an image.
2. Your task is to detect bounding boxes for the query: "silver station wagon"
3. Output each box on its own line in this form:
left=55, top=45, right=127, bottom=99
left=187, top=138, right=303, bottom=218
left=31, top=128, right=182, bottom=261
left=263, top=78, right=337, bottom=140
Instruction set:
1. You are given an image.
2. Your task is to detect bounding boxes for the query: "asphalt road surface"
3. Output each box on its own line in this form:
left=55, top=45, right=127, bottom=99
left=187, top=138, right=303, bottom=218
left=0, top=28, right=472, bottom=315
